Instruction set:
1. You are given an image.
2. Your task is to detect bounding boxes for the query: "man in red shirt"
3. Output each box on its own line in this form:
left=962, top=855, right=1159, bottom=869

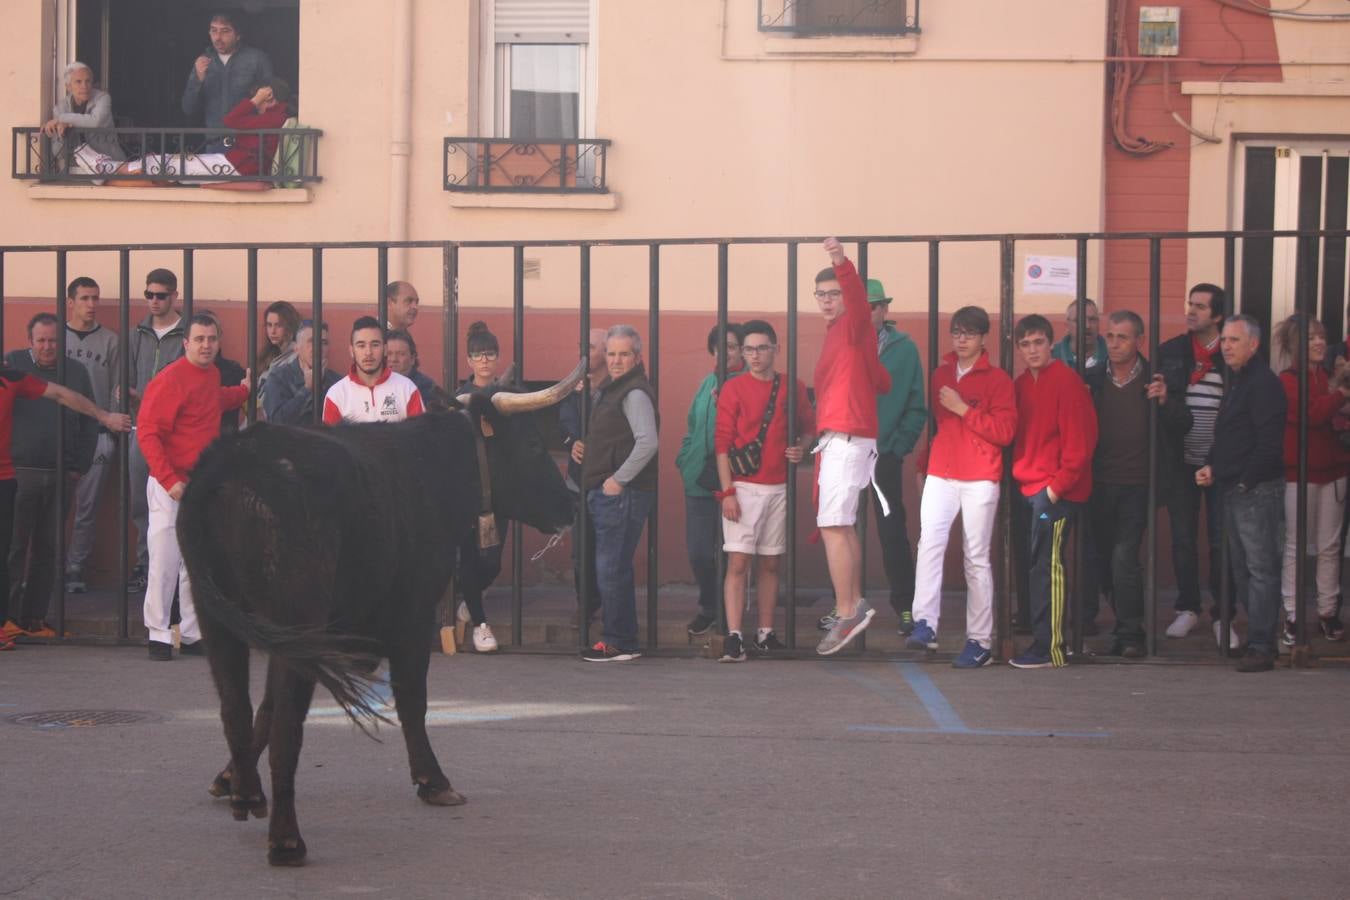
left=713, top=320, right=814, bottom=662
left=813, top=238, right=892, bottom=656
left=0, top=366, right=129, bottom=649
left=1010, top=314, right=1098, bottom=669
left=137, top=314, right=249, bottom=661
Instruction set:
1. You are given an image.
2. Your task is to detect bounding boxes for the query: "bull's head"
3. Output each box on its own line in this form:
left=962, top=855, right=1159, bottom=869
left=456, top=359, right=585, bottom=537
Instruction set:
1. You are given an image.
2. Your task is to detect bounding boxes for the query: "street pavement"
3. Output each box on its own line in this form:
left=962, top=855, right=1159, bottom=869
left=2, top=645, right=1346, bottom=898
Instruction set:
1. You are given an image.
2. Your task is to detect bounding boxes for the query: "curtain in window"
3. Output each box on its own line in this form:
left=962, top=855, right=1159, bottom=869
left=509, top=44, right=580, bottom=140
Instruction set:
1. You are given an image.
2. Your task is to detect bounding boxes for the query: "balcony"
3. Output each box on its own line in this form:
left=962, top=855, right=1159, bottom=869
left=11, top=126, right=323, bottom=187
left=443, top=138, right=610, bottom=194
left=758, top=0, right=919, bottom=35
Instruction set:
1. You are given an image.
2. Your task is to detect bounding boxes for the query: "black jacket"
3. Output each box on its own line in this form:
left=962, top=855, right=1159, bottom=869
left=1209, top=360, right=1286, bottom=489
left=1085, top=354, right=1193, bottom=494
left=3, top=350, right=98, bottom=474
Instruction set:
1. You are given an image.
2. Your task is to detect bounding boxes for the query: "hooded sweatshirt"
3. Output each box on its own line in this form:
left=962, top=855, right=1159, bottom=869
left=875, top=323, right=927, bottom=458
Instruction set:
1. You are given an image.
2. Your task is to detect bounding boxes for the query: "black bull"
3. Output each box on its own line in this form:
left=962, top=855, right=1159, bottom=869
left=178, top=370, right=580, bottom=866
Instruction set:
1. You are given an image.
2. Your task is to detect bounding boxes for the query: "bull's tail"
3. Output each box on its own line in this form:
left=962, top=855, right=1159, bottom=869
left=191, top=567, right=391, bottom=736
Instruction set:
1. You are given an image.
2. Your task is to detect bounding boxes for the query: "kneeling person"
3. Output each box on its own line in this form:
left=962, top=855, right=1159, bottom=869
left=714, top=321, right=814, bottom=661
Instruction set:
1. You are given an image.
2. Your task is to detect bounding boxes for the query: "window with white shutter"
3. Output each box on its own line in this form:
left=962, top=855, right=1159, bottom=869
left=483, top=0, right=594, bottom=141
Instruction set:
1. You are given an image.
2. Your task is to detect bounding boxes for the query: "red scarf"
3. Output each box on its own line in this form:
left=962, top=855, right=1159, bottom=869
left=1189, top=334, right=1219, bottom=385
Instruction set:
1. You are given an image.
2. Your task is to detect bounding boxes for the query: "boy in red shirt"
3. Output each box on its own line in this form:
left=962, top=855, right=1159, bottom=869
left=713, top=320, right=814, bottom=661
left=137, top=314, right=250, bottom=660
left=813, top=238, right=892, bottom=656
left=1010, top=314, right=1098, bottom=669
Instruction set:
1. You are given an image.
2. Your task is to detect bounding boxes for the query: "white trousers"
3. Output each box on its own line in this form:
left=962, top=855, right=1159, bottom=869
left=910, top=476, right=1000, bottom=646
left=142, top=479, right=198, bottom=644
left=1281, top=478, right=1345, bottom=618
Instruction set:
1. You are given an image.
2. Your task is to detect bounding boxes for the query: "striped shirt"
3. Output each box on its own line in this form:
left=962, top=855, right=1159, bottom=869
left=1183, top=369, right=1224, bottom=465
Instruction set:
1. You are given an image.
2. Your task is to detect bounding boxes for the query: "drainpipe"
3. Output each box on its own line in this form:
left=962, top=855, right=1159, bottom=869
left=388, top=0, right=413, bottom=276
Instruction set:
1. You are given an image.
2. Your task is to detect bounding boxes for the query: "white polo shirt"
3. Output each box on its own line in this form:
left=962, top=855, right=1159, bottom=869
left=322, top=366, right=425, bottom=424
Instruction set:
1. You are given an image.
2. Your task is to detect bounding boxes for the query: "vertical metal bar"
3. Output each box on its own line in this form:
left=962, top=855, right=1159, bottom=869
left=784, top=242, right=799, bottom=649
left=647, top=243, right=661, bottom=649
left=311, top=249, right=323, bottom=425
left=245, top=249, right=258, bottom=425
left=117, top=249, right=130, bottom=636
left=997, top=237, right=1016, bottom=661
left=1292, top=234, right=1313, bottom=666
left=0, top=251, right=5, bottom=351
left=1145, top=237, right=1161, bottom=658
left=715, top=242, right=729, bottom=637
left=1071, top=237, right=1088, bottom=658
left=511, top=245, right=525, bottom=647
left=444, top=244, right=458, bottom=400
left=377, top=246, right=389, bottom=329
left=927, top=241, right=940, bottom=385
left=855, top=241, right=868, bottom=652
left=1219, top=237, right=1235, bottom=657
left=54, top=250, right=67, bottom=639
left=181, top=249, right=194, bottom=323
left=578, top=244, right=593, bottom=649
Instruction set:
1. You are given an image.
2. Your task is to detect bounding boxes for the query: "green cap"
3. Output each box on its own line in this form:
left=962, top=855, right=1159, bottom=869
left=866, top=279, right=891, bottom=305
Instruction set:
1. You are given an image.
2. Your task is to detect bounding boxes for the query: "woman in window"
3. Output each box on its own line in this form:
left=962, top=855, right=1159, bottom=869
left=43, top=61, right=125, bottom=178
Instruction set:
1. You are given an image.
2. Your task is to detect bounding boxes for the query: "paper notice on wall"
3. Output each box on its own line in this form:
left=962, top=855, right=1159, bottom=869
left=1023, top=256, right=1077, bottom=295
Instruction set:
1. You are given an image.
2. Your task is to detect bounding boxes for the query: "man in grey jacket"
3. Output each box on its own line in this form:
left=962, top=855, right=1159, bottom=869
left=5, top=314, right=98, bottom=636
left=262, top=321, right=340, bottom=425
left=181, top=12, right=275, bottom=143
left=63, top=277, right=119, bottom=593
left=43, top=61, right=124, bottom=176
left=126, top=269, right=185, bottom=591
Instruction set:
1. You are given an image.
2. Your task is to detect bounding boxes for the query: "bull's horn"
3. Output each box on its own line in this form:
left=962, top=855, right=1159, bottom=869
left=494, top=362, right=517, bottom=386
left=490, top=357, right=587, bottom=415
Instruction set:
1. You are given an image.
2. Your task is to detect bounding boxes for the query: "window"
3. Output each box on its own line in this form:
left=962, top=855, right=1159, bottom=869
left=758, top=0, right=917, bottom=35
left=484, top=0, right=593, bottom=140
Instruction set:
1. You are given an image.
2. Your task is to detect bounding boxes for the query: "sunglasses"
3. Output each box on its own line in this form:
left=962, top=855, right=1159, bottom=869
left=144, top=291, right=172, bottom=300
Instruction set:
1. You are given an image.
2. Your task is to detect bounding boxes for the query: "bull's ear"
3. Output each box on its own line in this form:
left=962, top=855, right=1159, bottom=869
left=466, top=393, right=500, bottom=438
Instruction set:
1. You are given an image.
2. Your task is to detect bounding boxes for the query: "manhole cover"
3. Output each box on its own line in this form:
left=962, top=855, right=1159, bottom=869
left=5, top=710, right=168, bottom=729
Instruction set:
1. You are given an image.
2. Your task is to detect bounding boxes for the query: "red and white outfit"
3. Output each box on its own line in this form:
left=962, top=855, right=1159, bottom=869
left=911, top=351, right=1018, bottom=646
left=322, top=365, right=424, bottom=425
left=136, top=357, right=248, bottom=645
left=715, top=372, right=814, bottom=555
left=813, top=259, right=892, bottom=527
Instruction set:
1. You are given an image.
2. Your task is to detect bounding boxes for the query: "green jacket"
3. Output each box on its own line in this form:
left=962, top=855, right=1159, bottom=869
left=876, top=324, right=926, bottom=458
left=675, top=371, right=732, bottom=497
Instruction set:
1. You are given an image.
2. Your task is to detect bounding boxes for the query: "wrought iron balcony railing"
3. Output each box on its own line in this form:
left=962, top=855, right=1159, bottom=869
left=443, top=138, right=610, bottom=194
left=11, top=126, right=323, bottom=186
left=758, top=0, right=919, bottom=35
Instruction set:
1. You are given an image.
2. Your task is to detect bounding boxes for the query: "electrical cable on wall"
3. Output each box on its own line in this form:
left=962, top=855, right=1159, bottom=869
left=1216, top=0, right=1350, bottom=20
left=1109, top=0, right=1172, bottom=155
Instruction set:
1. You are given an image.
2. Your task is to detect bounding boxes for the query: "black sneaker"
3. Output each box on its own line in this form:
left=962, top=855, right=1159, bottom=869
left=897, top=610, right=915, bottom=636
left=686, top=612, right=718, bottom=636
left=1319, top=615, right=1346, bottom=641
left=1235, top=649, right=1274, bottom=673
left=179, top=640, right=206, bottom=657
left=1109, top=639, right=1146, bottom=659
left=750, top=631, right=785, bottom=655
left=719, top=633, right=747, bottom=663
left=127, top=566, right=147, bottom=593
left=148, top=640, right=172, bottom=661
left=1281, top=618, right=1296, bottom=647
left=581, top=641, right=639, bottom=662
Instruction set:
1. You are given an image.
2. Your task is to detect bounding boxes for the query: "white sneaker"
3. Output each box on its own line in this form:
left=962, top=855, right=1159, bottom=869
left=1165, top=611, right=1199, bottom=638
left=472, top=623, right=499, bottom=653
left=456, top=602, right=471, bottom=624
left=1212, top=620, right=1241, bottom=650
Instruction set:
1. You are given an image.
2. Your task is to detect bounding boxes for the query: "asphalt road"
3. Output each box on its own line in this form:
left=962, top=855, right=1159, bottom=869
left=2, top=646, right=1345, bottom=899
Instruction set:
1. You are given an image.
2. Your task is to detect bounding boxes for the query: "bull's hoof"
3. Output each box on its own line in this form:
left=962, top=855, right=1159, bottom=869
left=417, top=784, right=467, bottom=807
left=267, top=837, right=307, bottom=867
left=230, top=794, right=268, bottom=821
left=207, top=770, right=231, bottom=798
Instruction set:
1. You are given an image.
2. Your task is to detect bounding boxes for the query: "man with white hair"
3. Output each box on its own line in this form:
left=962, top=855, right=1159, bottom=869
left=576, top=325, right=658, bottom=661
left=42, top=61, right=124, bottom=177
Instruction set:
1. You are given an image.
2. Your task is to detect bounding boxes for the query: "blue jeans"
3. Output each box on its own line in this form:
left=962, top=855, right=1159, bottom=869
left=684, top=494, right=720, bottom=615
left=1223, top=479, right=1284, bottom=656
left=588, top=486, right=655, bottom=652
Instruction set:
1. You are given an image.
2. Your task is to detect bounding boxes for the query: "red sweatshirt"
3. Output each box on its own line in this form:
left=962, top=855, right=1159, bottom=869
left=0, top=369, right=50, bottom=480
left=813, top=260, right=891, bottom=438
left=137, top=356, right=248, bottom=491
left=714, top=372, right=814, bottom=486
left=1012, top=359, right=1098, bottom=501
left=1280, top=368, right=1349, bottom=484
left=222, top=98, right=290, bottom=176
left=916, top=351, right=1017, bottom=482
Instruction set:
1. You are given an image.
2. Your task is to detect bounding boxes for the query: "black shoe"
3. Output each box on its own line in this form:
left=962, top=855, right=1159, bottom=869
left=581, top=641, right=639, bottom=662
left=1319, top=615, right=1346, bottom=642
left=148, top=640, right=172, bottom=661
left=719, top=633, right=746, bottom=663
left=687, top=612, right=718, bottom=636
left=127, top=566, right=147, bottom=593
left=1109, top=639, right=1146, bottom=659
left=751, top=631, right=786, bottom=655
left=179, top=640, right=206, bottom=657
left=897, top=610, right=915, bottom=636
left=1235, top=649, right=1274, bottom=673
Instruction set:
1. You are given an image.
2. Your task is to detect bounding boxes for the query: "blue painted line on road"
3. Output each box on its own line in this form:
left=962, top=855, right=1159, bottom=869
left=847, top=724, right=1110, bottom=739
left=895, top=662, right=969, bottom=733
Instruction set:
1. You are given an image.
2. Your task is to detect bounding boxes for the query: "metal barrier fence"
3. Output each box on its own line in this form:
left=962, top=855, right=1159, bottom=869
left=0, top=228, right=1347, bottom=663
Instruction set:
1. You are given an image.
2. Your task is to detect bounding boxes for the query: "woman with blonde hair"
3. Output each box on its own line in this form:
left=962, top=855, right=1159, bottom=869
left=1274, top=313, right=1350, bottom=643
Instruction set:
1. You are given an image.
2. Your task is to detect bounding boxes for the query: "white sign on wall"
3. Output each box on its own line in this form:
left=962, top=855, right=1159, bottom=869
left=1023, top=255, right=1078, bottom=295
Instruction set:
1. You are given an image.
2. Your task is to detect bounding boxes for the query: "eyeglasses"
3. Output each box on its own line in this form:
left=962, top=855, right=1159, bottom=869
left=468, top=351, right=499, bottom=362
left=144, top=291, right=171, bottom=300
left=741, top=344, right=776, bottom=356
left=950, top=329, right=983, bottom=339
left=813, top=289, right=843, bottom=301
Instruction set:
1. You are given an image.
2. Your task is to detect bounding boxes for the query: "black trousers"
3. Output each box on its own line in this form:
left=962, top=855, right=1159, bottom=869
left=7, top=469, right=71, bottom=626
left=457, top=521, right=508, bottom=626
left=1090, top=483, right=1149, bottom=644
left=1027, top=489, right=1080, bottom=666
left=871, top=452, right=915, bottom=616
left=0, top=479, right=18, bottom=624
